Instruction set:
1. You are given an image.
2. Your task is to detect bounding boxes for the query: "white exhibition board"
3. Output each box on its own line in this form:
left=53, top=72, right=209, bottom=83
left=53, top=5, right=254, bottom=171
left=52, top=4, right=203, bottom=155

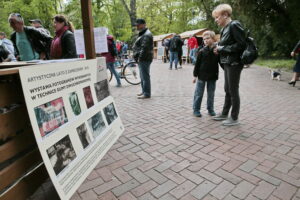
left=157, top=41, right=164, bottom=59
left=75, top=27, right=108, bottom=55
left=19, top=58, right=124, bottom=199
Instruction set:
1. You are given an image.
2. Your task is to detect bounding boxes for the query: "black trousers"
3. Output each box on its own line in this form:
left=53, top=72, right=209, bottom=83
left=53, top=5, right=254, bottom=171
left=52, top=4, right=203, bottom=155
left=221, top=64, right=243, bottom=120
left=178, top=50, right=182, bottom=66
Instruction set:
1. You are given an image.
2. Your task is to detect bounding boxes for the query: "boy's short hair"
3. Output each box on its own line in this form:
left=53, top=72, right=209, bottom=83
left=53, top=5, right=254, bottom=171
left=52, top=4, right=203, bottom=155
left=212, top=4, right=232, bottom=17
left=203, top=30, right=216, bottom=41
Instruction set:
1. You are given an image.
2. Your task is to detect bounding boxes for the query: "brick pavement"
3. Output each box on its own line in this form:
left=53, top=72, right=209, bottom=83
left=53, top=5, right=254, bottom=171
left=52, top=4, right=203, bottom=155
left=34, top=60, right=300, bottom=200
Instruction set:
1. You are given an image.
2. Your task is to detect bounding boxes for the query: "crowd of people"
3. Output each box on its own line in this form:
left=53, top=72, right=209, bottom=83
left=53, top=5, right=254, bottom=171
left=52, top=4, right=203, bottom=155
left=0, top=13, right=77, bottom=62
left=0, top=4, right=299, bottom=126
left=130, top=3, right=299, bottom=126
left=162, top=34, right=204, bottom=69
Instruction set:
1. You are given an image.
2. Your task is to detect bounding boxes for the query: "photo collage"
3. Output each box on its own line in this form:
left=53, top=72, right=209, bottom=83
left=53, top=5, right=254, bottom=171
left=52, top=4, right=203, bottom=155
left=34, top=79, right=117, bottom=176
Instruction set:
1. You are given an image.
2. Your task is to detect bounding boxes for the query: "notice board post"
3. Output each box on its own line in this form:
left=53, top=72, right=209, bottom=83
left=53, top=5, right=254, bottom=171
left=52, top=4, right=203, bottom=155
left=81, top=0, right=96, bottom=59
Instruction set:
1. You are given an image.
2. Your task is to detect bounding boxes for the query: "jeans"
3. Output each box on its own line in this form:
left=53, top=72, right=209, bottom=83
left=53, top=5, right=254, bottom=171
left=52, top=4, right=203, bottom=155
left=193, top=79, right=216, bottom=112
left=107, top=62, right=121, bottom=85
left=169, top=51, right=178, bottom=69
left=221, top=65, right=243, bottom=120
left=139, top=61, right=152, bottom=97
left=189, top=48, right=196, bottom=64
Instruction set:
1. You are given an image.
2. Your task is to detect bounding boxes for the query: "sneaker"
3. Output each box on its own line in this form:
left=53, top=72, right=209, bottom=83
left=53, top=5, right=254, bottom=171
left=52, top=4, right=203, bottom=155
left=222, top=117, right=239, bottom=126
left=137, top=93, right=143, bottom=96
left=212, top=113, right=228, bottom=121
left=208, top=110, right=216, bottom=116
left=193, top=111, right=202, bottom=117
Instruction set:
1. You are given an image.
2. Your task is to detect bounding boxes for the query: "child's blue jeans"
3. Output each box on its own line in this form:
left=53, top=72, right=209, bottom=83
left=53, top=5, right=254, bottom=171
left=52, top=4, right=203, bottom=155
left=193, top=79, right=216, bottom=113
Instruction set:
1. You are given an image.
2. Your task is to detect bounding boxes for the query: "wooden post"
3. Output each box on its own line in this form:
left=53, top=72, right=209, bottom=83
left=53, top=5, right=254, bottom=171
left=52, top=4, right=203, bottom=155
left=80, top=0, right=96, bottom=59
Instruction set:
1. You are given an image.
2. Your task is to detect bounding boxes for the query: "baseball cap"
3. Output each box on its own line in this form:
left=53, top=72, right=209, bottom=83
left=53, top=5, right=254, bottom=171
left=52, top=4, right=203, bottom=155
left=135, top=18, right=146, bottom=26
left=29, top=19, right=42, bottom=24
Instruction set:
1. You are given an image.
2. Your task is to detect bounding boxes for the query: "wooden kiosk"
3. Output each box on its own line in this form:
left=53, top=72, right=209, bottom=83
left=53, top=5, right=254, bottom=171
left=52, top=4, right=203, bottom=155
left=0, top=1, right=96, bottom=199
left=153, top=33, right=174, bottom=60
left=179, top=28, right=207, bottom=63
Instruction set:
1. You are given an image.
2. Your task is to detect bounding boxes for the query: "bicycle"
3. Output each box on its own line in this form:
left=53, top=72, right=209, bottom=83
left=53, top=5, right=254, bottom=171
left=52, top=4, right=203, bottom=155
left=107, top=55, right=141, bottom=85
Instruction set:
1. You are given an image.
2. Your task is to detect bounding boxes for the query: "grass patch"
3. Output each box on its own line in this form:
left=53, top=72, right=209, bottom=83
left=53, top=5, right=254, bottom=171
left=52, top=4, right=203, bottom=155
left=255, top=58, right=295, bottom=71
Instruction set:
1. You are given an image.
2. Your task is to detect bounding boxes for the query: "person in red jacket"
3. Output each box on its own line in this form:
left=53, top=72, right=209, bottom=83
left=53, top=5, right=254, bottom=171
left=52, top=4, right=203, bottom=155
left=188, top=35, right=198, bottom=64
left=101, top=35, right=121, bottom=87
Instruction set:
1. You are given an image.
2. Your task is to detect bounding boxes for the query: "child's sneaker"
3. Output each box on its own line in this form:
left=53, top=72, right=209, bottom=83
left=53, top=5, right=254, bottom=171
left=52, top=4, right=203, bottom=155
left=193, top=111, right=202, bottom=117
left=208, top=110, right=216, bottom=116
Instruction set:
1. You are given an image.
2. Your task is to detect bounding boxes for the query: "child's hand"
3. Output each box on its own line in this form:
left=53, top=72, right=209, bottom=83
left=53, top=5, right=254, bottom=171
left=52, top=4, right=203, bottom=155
left=213, top=47, right=218, bottom=55
left=291, top=52, right=295, bottom=57
left=192, top=78, right=196, bottom=84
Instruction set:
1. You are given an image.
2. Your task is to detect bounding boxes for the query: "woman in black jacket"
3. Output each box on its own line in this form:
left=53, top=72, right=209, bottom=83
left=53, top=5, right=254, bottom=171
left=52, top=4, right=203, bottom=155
left=50, top=15, right=77, bottom=59
left=212, top=4, right=246, bottom=126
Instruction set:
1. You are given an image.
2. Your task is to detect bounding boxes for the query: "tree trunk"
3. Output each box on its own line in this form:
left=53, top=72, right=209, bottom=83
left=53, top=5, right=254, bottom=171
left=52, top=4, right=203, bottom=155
left=120, top=0, right=137, bottom=39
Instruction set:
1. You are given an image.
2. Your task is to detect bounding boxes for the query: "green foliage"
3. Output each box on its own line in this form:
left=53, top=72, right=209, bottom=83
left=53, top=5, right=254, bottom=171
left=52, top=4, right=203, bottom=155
left=229, top=0, right=300, bottom=57
left=0, top=0, right=61, bottom=36
left=1, top=0, right=299, bottom=58
left=255, top=58, right=296, bottom=71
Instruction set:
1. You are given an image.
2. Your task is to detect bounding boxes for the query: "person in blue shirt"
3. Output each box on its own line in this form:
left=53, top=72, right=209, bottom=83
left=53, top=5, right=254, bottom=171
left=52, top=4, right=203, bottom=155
left=0, top=32, right=15, bottom=56
left=8, top=13, right=52, bottom=61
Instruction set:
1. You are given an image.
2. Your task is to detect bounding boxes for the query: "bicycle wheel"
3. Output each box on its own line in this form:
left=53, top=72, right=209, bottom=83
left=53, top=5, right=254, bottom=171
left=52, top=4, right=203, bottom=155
left=107, top=68, right=113, bottom=82
left=123, top=62, right=141, bottom=85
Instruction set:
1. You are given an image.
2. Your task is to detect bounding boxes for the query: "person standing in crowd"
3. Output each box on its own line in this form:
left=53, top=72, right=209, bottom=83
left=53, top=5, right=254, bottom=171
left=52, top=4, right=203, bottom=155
left=0, top=32, right=15, bottom=55
left=288, top=40, right=300, bottom=87
left=8, top=13, right=52, bottom=61
left=162, top=38, right=171, bottom=62
left=133, top=18, right=153, bottom=99
left=0, top=44, right=15, bottom=62
left=212, top=4, right=246, bottom=126
left=169, top=34, right=183, bottom=70
left=192, top=31, right=218, bottom=117
left=188, top=34, right=198, bottom=64
left=101, top=35, right=122, bottom=87
left=116, top=41, right=122, bottom=57
left=177, top=35, right=184, bottom=68
left=122, top=42, right=128, bottom=56
left=29, top=19, right=51, bottom=36
left=50, top=15, right=77, bottom=59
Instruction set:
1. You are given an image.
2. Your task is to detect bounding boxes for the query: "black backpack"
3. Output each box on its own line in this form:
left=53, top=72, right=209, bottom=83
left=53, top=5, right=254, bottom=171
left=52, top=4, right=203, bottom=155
left=170, top=38, right=178, bottom=51
left=241, top=31, right=258, bottom=65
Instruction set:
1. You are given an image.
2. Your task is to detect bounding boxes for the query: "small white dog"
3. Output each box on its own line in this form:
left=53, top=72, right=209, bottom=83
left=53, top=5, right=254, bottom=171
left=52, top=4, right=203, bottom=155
left=269, top=69, right=281, bottom=81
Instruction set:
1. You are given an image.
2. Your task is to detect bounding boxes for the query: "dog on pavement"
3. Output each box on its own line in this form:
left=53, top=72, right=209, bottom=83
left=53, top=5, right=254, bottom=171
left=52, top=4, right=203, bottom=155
left=269, top=69, right=281, bottom=81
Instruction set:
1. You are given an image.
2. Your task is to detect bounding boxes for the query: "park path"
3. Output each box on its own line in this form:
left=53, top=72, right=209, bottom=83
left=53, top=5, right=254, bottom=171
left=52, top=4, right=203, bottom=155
left=35, top=60, right=300, bottom=200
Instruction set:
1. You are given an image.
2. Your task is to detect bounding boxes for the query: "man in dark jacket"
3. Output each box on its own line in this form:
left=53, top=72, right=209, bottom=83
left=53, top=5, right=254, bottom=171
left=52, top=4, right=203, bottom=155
left=8, top=13, right=52, bottom=61
left=29, top=19, right=51, bottom=36
left=133, top=18, right=153, bottom=99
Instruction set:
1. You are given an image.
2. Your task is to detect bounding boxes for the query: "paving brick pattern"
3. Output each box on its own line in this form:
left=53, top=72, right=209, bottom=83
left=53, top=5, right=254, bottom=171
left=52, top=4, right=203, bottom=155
left=32, top=61, right=300, bottom=200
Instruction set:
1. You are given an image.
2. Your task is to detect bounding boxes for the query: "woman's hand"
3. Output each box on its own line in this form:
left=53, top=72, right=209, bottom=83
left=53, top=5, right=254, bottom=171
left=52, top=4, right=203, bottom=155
left=192, top=78, right=196, bottom=84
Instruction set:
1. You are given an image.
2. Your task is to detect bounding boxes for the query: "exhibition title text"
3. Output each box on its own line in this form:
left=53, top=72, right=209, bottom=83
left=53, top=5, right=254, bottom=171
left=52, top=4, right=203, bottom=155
left=28, top=66, right=91, bottom=100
